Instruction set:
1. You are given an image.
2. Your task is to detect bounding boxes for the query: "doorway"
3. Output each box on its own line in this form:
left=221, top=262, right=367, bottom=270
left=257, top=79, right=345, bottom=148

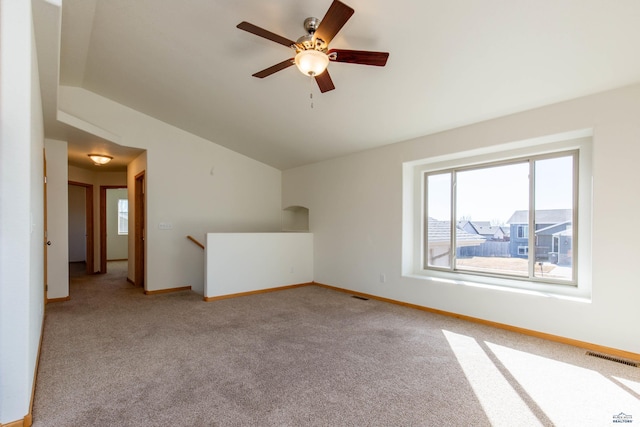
left=68, top=181, right=94, bottom=275
left=99, top=186, right=128, bottom=274
left=134, top=171, right=145, bottom=288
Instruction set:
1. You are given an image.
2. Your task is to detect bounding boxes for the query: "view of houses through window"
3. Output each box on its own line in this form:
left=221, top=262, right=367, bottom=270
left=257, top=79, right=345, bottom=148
left=425, top=151, right=576, bottom=284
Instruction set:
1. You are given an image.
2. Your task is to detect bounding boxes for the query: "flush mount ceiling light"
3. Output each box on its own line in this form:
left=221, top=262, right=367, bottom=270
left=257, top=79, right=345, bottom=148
left=88, top=154, right=113, bottom=166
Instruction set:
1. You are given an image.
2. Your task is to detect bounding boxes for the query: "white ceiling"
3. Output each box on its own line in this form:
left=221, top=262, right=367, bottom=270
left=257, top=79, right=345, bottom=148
left=38, top=0, right=640, bottom=170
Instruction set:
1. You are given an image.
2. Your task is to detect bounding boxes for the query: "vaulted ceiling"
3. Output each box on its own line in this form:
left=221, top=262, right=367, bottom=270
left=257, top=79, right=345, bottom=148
left=35, top=0, right=640, bottom=170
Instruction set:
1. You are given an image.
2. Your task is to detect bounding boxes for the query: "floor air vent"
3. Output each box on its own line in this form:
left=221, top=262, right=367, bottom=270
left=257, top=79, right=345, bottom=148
left=585, top=351, right=639, bottom=367
left=351, top=295, right=369, bottom=301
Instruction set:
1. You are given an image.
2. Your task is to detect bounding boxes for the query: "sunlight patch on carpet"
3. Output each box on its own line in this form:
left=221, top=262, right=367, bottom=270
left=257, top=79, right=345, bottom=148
left=485, top=342, right=640, bottom=426
left=613, top=376, right=640, bottom=395
left=442, top=330, right=542, bottom=427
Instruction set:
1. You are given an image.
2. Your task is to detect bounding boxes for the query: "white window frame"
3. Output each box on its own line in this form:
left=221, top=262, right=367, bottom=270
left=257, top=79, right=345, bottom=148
left=402, top=130, right=593, bottom=300
left=117, top=198, right=128, bottom=236
left=424, top=150, right=578, bottom=285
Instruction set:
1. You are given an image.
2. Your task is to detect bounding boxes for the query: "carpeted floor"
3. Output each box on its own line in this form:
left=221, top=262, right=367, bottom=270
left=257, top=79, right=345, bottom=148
left=32, top=261, right=640, bottom=426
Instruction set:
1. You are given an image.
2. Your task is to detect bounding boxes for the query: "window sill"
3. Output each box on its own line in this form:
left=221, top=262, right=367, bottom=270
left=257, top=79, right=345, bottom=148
left=403, top=271, right=592, bottom=303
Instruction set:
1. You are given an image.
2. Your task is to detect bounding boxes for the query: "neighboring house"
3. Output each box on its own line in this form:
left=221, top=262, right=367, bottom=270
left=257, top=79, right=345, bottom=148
left=475, top=224, right=509, bottom=242
left=427, top=218, right=486, bottom=267
left=552, top=226, right=573, bottom=265
left=506, top=209, right=572, bottom=262
left=457, top=220, right=481, bottom=235
left=458, top=220, right=508, bottom=242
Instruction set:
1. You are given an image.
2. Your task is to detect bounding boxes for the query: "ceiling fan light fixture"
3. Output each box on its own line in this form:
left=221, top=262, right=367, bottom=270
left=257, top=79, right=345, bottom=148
left=294, top=49, right=329, bottom=76
left=237, top=0, right=388, bottom=93
left=88, top=154, right=113, bottom=165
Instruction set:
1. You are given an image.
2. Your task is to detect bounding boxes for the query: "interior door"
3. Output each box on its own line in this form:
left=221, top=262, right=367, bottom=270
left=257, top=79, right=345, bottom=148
left=68, top=181, right=94, bottom=275
left=134, top=171, right=145, bottom=288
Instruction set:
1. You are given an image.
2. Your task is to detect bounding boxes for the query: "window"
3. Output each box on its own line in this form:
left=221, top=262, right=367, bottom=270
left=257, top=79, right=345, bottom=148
left=118, top=199, right=128, bottom=235
left=423, top=150, right=577, bottom=285
left=517, top=225, right=528, bottom=238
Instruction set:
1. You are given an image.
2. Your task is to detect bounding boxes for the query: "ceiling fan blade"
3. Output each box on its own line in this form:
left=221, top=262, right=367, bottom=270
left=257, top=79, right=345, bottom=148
left=315, top=70, right=335, bottom=93
left=328, top=49, right=389, bottom=66
left=252, top=58, right=295, bottom=78
left=237, top=22, right=296, bottom=48
left=314, top=0, right=354, bottom=45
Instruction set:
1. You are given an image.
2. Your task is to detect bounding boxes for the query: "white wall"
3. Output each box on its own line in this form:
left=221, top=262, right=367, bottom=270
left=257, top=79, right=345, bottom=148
left=283, top=83, right=640, bottom=355
left=45, top=139, right=70, bottom=299
left=68, top=184, right=86, bottom=262
left=106, top=188, right=128, bottom=260
left=205, top=233, right=313, bottom=298
left=59, top=87, right=283, bottom=294
left=0, top=0, right=45, bottom=422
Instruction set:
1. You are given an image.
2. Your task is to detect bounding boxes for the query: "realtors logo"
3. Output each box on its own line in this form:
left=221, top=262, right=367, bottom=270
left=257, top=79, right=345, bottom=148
left=613, top=412, right=633, bottom=424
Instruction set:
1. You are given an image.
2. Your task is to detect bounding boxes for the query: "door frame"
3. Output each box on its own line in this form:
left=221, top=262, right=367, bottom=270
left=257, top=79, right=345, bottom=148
left=99, top=185, right=127, bottom=274
left=68, top=181, right=94, bottom=274
left=134, top=171, right=146, bottom=288
left=44, top=150, right=48, bottom=303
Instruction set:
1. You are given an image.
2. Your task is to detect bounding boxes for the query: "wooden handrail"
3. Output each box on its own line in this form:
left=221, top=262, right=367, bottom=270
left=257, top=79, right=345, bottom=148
left=186, top=235, right=205, bottom=250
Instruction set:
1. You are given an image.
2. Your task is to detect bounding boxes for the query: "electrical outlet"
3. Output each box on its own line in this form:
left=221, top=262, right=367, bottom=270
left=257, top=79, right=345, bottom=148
left=379, top=274, right=386, bottom=283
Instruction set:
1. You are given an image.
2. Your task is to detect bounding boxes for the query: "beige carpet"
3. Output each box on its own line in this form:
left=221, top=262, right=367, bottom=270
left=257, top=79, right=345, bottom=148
left=32, top=261, right=640, bottom=426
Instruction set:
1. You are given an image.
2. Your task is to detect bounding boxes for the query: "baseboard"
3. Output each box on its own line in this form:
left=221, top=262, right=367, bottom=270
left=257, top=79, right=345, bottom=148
left=46, top=296, right=70, bottom=303
left=312, top=282, right=640, bottom=363
left=126, top=277, right=135, bottom=286
left=203, top=282, right=313, bottom=302
left=1, top=419, right=29, bottom=427
left=144, top=286, right=191, bottom=295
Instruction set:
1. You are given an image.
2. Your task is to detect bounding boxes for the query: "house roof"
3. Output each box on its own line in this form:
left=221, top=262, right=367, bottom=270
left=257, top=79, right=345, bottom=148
left=471, top=221, right=491, bottom=228
left=535, top=221, right=572, bottom=235
left=428, top=218, right=486, bottom=246
left=507, top=209, right=572, bottom=225
left=475, top=225, right=502, bottom=236
left=554, top=227, right=573, bottom=237
left=457, top=220, right=478, bottom=234
left=458, top=221, right=507, bottom=238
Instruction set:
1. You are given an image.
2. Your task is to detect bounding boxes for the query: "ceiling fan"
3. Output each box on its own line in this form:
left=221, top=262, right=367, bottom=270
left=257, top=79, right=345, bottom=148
left=237, top=0, right=389, bottom=93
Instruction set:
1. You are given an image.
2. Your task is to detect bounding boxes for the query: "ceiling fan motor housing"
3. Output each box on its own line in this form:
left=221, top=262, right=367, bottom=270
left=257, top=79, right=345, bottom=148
left=304, top=17, right=320, bottom=33
left=296, top=17, right=327, bottom=52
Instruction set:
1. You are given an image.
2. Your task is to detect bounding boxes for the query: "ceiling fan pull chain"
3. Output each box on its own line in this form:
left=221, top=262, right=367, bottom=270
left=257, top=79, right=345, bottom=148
left=309, top=75, right=314, bottom=109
